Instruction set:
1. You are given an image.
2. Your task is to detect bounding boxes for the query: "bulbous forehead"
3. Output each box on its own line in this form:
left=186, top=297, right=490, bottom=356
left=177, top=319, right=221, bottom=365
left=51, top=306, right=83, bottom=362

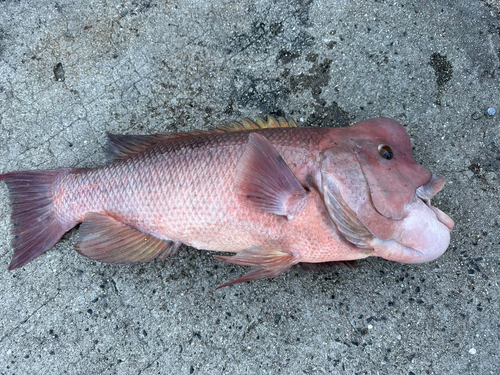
left=347, top=118, right=413, bottom=153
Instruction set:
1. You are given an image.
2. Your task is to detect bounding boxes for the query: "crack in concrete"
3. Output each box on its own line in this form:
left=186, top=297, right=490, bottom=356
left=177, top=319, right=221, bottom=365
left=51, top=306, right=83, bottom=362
left=0, top=290, right=60, bottom=344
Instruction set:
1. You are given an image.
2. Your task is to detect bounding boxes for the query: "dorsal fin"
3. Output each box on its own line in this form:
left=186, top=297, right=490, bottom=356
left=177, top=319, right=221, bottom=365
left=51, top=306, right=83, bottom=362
left=106, top=116, right=297, bottom=162
left=216, top=116, right=297, bottom=132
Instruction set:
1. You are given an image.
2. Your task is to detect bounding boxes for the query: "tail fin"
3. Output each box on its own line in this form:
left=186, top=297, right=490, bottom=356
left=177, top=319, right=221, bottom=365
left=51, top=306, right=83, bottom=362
left=0, top=168, right=75, bottom=270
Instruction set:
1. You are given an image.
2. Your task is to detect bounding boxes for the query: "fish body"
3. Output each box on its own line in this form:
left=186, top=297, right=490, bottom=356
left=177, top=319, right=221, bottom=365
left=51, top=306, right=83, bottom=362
left=0, top=117, right=453, bottom=287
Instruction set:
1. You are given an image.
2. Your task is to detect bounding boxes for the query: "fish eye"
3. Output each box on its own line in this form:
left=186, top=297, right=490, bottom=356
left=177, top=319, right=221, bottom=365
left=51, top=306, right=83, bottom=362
left=378, top=145, right=394, bottom=160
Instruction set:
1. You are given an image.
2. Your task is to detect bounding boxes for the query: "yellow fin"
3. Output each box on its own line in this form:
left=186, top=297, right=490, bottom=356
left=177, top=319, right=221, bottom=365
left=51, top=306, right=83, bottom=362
left=216, top=116, right=297, bottom=132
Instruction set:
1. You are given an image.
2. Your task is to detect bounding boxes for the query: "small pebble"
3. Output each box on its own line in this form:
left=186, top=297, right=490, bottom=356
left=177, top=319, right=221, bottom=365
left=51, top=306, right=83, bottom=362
left=469, top=348, right=476, bottom=355
left=367, top=324, right=373, bottom=330
left=53, top=63, right=65, bottom=81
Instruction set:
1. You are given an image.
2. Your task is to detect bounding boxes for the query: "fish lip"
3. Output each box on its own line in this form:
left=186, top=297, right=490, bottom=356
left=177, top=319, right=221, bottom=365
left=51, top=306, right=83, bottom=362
left=415, top=174, right=443, bottom=208
left=371, top=227, right=449, bottom=264
left=416, top=192, right=431, bottom=208
left=388, top=242, right=440, bottom=264
left=395, top=244, right=426, bottom=263
left=415, top=174, right=454, bottom=230
left=416, top=174, right=445, bottom=204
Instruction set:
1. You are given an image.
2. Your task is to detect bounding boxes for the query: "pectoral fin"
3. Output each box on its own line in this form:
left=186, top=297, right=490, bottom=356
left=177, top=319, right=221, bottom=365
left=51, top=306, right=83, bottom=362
left=76, top=212, right=181, bottom=263
left=214, top=247, right=298, bottom=288
left=236, top=133, right=307, bottom=219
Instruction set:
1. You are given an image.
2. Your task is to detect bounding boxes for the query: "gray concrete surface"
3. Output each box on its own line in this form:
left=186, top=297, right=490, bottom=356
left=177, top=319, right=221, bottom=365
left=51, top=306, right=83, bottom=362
left=0, top=1, right=499, bottom=374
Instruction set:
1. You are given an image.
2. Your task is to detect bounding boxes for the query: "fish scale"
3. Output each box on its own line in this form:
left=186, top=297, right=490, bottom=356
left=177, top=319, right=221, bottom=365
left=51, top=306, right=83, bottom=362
left=60, top=129, right=301, bottom=248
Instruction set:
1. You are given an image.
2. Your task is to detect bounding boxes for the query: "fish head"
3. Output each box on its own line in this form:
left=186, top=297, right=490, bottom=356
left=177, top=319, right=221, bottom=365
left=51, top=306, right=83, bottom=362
left=319, top=118, right=454, bottom=264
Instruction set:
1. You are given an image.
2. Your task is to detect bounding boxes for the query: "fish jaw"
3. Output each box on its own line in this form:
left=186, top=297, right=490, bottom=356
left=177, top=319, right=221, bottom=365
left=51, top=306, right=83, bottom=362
left=371, top=174, right=454, bottom=263
left=369, top=197, right=452, bottom=263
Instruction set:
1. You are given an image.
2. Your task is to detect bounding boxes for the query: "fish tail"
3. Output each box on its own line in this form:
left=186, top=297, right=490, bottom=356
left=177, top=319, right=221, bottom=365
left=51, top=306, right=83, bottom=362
left=0, top=168, right=76, bottom=270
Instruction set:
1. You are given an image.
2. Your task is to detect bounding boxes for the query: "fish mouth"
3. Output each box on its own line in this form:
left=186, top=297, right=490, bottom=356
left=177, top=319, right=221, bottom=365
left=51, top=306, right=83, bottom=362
left=373, top=174, right=454, bottom=264
left=415, top=174, right=454, bottom=230
left=416, top=174, right=445, bottom=205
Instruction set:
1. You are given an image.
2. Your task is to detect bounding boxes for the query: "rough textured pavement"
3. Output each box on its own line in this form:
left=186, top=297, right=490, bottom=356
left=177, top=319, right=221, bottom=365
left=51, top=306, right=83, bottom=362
left=1, top=1, right=499, bottom=374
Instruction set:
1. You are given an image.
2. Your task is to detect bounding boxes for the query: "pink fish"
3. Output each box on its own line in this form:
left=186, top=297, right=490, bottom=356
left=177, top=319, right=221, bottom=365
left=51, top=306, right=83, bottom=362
left=0, top=117, right=454, bottom=287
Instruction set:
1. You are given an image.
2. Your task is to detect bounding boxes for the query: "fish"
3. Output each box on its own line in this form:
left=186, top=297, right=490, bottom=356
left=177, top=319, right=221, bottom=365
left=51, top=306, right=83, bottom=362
left=0, top=116, right=454, bottom=287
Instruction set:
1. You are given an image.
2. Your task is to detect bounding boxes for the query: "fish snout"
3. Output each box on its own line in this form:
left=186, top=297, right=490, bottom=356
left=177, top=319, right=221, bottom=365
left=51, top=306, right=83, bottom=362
left=416, top=174, right=445, bottom=203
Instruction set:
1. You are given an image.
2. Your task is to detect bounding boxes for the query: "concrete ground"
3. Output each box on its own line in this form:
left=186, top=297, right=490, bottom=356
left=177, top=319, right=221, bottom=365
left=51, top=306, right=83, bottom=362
left=0, top=1, right=499, bottom=374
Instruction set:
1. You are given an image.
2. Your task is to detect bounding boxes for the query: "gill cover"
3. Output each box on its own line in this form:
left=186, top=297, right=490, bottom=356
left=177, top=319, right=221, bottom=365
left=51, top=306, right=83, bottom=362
left=320, top=148, right=387, bottom=248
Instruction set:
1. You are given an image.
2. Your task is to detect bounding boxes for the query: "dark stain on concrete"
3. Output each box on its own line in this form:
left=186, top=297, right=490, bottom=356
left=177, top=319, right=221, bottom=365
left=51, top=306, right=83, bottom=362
left=53, top=63, right=65, bottom=82
left=225, top=0, right=314, bottom=56
left=229, top=70, right=290, bottom=114
left=225, top=21, right=269, bottom=54
left=479, top=138, right=500, bottom=173
left=226, top=21, right=314, bottom=56
left=429, top=52, right=453, bottom=105
left=290, top=0, right=314, bottom=27
left=429, top=53, right=453, bottom=88
left=305, top=101, right=349, bottom=128
left=288, top=55, right=350, bottom=127
left=223, top=1, right=348, bottom=125
left=290, top=57, right=332, bottom=102
left=276, top=50, right=301, bottom=65
left=0, top=28, right=5, bottom=58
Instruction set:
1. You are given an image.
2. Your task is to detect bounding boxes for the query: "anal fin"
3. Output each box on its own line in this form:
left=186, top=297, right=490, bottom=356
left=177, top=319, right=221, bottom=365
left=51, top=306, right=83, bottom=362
left=214, top=247, right=298, bottom=288
left=76, top=212, right=180, bottom=264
